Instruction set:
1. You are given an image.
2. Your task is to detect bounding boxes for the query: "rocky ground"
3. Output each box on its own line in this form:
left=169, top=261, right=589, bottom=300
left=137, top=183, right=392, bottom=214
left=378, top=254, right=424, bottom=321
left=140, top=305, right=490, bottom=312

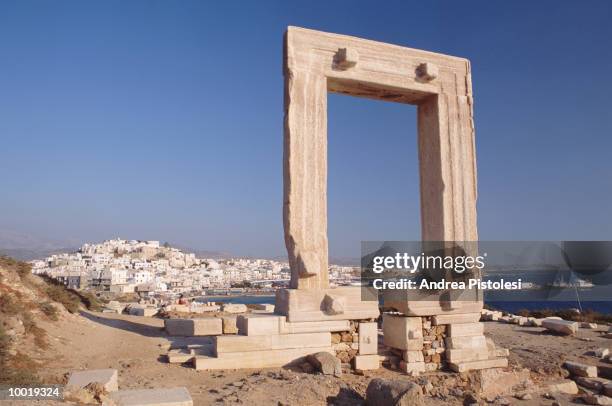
left=4, top=309, right=604, bottom=405
left=2, top=258, right=610, bottom=405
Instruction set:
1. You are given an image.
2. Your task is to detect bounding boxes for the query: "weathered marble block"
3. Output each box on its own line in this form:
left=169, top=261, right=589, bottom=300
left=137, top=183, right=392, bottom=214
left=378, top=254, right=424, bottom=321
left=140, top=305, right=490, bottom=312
left=358, top=322, right=378, bottom=355
left=66, top=369, right=118, bottom=392
left=109, top=387, right=193, bottom=406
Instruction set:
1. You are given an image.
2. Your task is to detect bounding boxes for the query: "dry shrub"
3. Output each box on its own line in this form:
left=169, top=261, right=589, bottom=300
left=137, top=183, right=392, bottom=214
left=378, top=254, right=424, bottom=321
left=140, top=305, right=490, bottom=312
left=44, top=282, right=80, bottom=313
left=39, top=302, right=59, bottom=321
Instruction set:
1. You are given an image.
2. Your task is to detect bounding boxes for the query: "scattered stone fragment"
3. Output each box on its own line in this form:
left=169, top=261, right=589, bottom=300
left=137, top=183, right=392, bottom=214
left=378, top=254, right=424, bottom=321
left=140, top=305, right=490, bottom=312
left=582, top=322, right=599, bottom=329
left=463, top=393, right=479, bottom=405
left=548, top=380, right=579, bottom=394
left=564, top=360, right=598, bottom=377
left=515, top=392, right=532, bottom=400
left=221, top=303, right=247, bottom=314
left=365, top=378, right=423, bottom=406
left=575, top=376, right=609, bottom=392
left=542, top=319, right=579, bottom=335
left=307, top=352, right=342, bottom=377
left=582, top=393, right=612, bottom=406
left=166, top=349, right=194, bottom=364
left=604, top=381, right=612, bottom=396
left=109, top=387, right=193, bottom=406
left=592, top=348, right=611, bottom=359
left=251, top=303, right=275, bottom=312
left=66, top=369, right=118, bottom=392
left=475, top=368, right=532, bottom=399
left=353, top=355, right=380, bottom=371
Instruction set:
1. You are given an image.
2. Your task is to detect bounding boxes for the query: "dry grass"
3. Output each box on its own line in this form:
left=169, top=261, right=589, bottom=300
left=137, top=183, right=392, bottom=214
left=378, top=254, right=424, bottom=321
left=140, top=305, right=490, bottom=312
left=0, top=255, right=32, bottom=279
left=0, top=325, right=41, bottom=385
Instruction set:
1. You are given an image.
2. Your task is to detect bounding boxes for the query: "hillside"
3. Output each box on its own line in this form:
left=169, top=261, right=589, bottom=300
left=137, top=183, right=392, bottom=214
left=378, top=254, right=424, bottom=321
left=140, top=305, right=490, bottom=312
left=0, top=256, right=101, bottom=385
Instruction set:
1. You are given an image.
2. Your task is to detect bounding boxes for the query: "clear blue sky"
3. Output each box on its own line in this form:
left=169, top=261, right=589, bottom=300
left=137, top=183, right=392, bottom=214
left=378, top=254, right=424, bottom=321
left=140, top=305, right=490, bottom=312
left=0, top=1, right=611, bottom=258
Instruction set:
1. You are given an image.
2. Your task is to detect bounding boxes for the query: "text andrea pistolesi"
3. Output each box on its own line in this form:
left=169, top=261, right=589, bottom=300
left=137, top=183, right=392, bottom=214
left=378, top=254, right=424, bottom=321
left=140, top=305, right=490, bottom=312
left=369, top=252, right=522, bottom=291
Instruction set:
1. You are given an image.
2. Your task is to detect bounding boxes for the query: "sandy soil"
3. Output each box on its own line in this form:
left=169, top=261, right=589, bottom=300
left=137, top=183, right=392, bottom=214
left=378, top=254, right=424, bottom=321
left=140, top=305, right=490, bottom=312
left=22, top=311, right=611, bottom=405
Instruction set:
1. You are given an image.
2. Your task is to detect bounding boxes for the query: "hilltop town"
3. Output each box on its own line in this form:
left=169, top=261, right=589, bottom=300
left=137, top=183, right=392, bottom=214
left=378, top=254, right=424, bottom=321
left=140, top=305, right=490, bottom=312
left=29, top=239, right=359, bottom=297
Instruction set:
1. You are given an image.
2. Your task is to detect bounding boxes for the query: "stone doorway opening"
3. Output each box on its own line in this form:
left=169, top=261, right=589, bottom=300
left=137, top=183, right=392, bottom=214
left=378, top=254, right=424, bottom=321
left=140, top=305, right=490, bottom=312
left=327, top=93, right=420, bottom=261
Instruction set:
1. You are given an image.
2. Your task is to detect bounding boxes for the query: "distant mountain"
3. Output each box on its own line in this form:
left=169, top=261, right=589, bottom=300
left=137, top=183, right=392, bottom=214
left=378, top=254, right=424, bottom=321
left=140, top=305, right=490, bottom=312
left=0, top=247, right=79, bottom=261
left=0, top=229, right=79, bottom=260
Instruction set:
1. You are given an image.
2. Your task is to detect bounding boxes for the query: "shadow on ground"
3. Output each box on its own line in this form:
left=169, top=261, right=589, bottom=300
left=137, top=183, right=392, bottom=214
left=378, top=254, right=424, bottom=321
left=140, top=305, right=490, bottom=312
left=80, top=310, right=165, bottom=337
left=327, top=387, right=364, bottom=406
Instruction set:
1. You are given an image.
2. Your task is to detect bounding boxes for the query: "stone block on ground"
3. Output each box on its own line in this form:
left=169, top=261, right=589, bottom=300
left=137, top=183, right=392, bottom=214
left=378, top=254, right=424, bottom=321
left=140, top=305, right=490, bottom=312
left=307, top=351, right=342, bottom=376
left=575, top=377, right=609, bottom=392
left=365, top=378, right=423, bottom=406
left=358, top=322, right=378, bottom=355
left=237, top=314, right=285, bottom=336
left=66, top=369, right=118, bottom=392
left=129, top=306, right=158, bottom=317
left=581, top=393, right=612, bottom=406
left=164, top=319, right=191, bottom=336
left=542, top=319, right=579, bottom=335
left=509, top=316, right=528, bottom=326
left=548, top=380, right=579, bottom=394
left=527, top=317, right=542, bottom=327
left=109, top=387, right=193, bottom=406
left=221, top=303, right=247, bottom=314
left=475, top=368, right=533, bottom=399
left=448, top=357, right=508, bottom=373
left=166, top=349, right=193, bottom=364
left=195, top=347, right=333, bottom=370
left=481, top=312, right=500, bottom=322
left=591, top=348, right=610, bottom=359
left=600, top=364, right=612, bottom=379
left=432, top=312, right=480, bottom=325
left=446, top=322, right=484, bottom=337
left=604, top=381, right=612, bottom=397
left=382, top=313, right=423, bottom=350
left=105, top=301, right=126, bottom=313
left=564, top=361, right=598, bottom=377
left=164, top=318, right=222, bottom=336
left=251, top=303, right=275, bottom=312
left=214, top=332, right=331, bottom=354
left=190, top=305, right=220, bottom=313
left=353, top=354, right=380, bottom=371
left=399, top=361, right=425, bottom=375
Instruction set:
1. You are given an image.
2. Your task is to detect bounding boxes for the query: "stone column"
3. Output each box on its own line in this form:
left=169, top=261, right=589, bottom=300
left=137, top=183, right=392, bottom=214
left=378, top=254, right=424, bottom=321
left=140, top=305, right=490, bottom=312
left=283, top=67, right=329, bottom=289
